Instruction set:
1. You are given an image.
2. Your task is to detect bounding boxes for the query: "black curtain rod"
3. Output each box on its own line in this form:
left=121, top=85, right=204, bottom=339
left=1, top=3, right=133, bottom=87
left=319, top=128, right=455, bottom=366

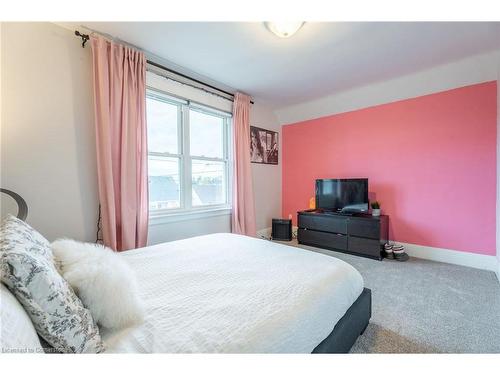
left=75, top=30, right=253, bottom=104
left=147, top=60, right=254, bottom=104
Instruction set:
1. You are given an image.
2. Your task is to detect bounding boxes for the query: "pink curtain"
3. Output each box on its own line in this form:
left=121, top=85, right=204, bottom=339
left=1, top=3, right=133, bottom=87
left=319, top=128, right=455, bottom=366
left=231, top=93, right=256, bottom=236
left=90, top=35, right=148, bottom=251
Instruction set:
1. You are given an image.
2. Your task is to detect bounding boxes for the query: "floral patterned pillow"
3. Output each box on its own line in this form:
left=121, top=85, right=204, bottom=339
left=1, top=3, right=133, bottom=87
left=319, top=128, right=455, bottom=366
left=0, top=215, right=104, bottom=353
left=1, top=214, right=52, bottom=260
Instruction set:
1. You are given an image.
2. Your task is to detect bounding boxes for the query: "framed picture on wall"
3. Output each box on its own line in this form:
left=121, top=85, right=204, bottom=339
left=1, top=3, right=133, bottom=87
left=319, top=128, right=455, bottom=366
left=250, top=126, right=278, bottom=165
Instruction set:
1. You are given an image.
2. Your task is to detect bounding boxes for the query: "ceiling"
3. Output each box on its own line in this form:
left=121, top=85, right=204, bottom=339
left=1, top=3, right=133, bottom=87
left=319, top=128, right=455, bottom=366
left=72, top=22, right=500, bottom=109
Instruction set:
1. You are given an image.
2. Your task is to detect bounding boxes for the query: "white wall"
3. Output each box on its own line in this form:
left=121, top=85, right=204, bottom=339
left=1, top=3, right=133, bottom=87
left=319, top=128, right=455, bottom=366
left=148, top=213, right=231, bottom=244
left=2, top=22, right=98, bottom=242
left=1, top=22, right=281, bottom=245
left=250, top=102, right=282, bottom=232
left=275, top=50, right=500, bottom=125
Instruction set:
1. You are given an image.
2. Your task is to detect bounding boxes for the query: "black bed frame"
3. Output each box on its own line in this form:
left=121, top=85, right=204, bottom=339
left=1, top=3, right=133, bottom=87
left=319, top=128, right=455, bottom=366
left=312, top=288, right=371, bottom=353
left=39, top=288, right=372, bottom=354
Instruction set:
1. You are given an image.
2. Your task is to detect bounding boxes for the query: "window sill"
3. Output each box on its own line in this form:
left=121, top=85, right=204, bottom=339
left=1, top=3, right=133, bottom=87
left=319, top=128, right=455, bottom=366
left=149, top=207, right=232, bottom=226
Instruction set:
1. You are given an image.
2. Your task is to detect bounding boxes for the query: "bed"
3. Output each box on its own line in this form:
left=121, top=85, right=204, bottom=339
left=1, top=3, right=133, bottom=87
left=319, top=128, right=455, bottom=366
left=101, top=233, right=371, bottom=353
left=1, top=204, right=370, bottom=353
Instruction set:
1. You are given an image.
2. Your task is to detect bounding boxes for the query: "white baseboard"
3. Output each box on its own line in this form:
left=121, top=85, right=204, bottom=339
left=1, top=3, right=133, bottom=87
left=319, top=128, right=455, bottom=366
left=257, top=226, right=499, bottom=279
left=256, top=227, right=272, bottom=239
left=392, top=241, right=499, bottom=275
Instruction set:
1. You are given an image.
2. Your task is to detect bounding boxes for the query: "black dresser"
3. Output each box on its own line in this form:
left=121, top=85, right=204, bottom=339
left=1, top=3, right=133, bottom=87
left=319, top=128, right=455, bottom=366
left=297, top=210, right=389, bottom=260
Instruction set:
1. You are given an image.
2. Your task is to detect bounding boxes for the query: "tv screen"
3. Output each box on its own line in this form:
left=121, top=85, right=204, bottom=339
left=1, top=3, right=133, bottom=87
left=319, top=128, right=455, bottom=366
left=315, top=178, right=368, bottom=213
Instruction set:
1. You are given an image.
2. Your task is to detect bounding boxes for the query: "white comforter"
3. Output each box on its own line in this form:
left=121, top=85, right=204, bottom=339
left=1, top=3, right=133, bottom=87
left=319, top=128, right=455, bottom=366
left=102, top=233, right=363, bottom=353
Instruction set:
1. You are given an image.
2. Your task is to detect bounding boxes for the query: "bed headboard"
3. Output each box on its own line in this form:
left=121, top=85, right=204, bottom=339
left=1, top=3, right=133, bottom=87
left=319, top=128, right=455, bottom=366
left=1, top=188, right=28, bottom=221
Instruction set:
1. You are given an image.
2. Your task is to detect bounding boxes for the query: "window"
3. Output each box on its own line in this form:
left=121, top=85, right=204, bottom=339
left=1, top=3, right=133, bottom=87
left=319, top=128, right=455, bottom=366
left=146, top=89, right=231, bottom=215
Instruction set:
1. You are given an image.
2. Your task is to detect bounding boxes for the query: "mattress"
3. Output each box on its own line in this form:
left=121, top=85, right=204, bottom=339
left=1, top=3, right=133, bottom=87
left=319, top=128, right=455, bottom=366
left=101, top=233, right=364, bottom=353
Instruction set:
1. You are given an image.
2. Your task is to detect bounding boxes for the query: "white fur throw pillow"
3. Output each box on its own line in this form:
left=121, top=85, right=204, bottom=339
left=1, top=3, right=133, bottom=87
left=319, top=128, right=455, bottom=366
left=51, top=239, right=144, bottom=331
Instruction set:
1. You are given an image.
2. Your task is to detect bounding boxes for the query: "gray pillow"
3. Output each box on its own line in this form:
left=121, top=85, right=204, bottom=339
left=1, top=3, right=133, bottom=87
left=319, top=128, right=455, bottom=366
left=0, top=215, right=104, bottom=353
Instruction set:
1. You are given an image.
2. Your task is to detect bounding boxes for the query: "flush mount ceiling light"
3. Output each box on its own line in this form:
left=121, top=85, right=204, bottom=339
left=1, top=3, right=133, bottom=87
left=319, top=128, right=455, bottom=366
left=265, top=22, right=305, bottom=38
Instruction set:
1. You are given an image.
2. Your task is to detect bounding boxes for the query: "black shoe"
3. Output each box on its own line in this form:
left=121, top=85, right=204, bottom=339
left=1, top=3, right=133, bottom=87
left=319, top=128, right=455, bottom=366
left=392, top=245, right=409, bottom=261
left=384, top=243, right=394, bottom=259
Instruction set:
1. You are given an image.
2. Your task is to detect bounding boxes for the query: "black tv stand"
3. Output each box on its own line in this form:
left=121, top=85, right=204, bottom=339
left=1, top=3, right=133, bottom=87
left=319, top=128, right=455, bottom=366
left=297, top=209, right=389, bottom=260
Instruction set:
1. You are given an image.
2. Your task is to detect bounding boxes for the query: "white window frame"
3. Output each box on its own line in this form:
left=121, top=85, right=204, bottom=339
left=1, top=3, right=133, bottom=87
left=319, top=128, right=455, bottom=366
left=146, top=87, right=233, bottom=221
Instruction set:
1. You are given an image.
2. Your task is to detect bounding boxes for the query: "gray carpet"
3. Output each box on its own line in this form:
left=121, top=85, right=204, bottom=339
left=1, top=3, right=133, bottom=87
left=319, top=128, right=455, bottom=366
left=291, top=241, right=500, bottom=353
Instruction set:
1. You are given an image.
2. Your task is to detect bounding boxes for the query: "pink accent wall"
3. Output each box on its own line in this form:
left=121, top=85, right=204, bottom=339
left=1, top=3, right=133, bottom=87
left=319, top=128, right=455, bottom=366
left=282, top=82, right=497, bottom=255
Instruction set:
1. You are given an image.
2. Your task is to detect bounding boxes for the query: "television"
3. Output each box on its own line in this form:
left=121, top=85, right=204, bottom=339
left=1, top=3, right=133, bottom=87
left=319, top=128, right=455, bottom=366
left=315, top=178, right=369, bottom=213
